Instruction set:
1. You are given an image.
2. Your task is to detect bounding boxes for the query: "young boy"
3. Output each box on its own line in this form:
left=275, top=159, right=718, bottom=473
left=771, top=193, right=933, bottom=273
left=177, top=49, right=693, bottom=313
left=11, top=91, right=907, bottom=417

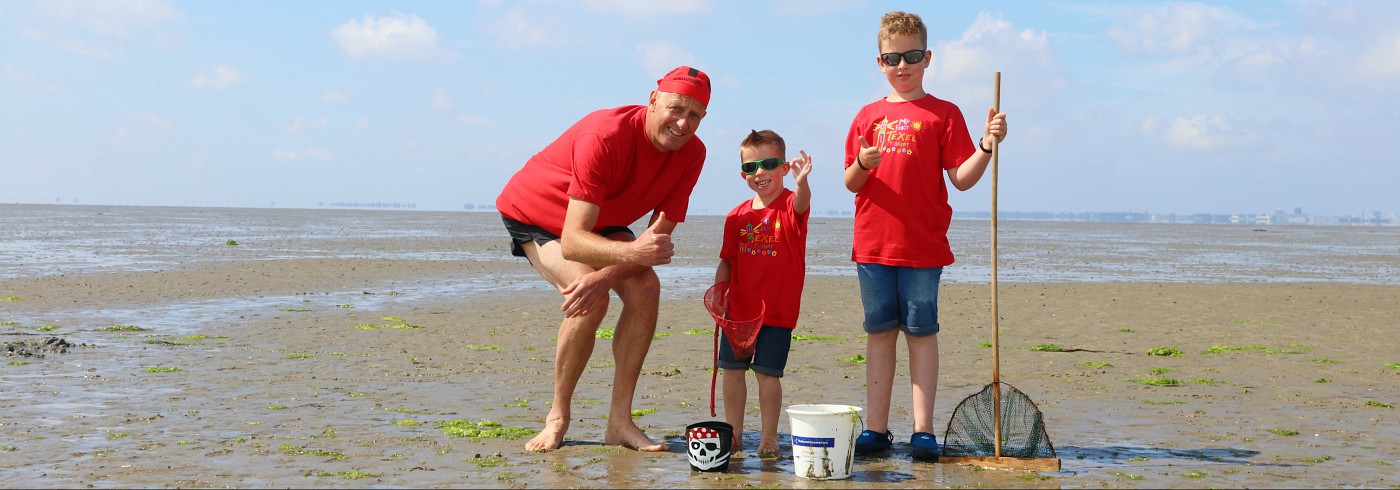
left=843, top=11, right=1008, bottom=461
left=713, top=129, right=812, bottom=457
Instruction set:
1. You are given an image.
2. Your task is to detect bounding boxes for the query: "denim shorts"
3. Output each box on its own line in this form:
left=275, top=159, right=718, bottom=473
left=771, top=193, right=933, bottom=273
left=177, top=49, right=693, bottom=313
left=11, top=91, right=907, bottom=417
left=718, top=326, right=792, bottom=378
left=856, top=263, right=943, bottom=337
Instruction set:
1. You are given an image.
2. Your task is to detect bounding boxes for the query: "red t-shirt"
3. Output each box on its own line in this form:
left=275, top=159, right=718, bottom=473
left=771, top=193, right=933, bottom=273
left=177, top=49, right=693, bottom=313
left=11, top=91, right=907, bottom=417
left=720, top=189, right=809, bottom=329
left=844, top=96, right=976, bottom=267
left=495, top=105, right=706, bottom=236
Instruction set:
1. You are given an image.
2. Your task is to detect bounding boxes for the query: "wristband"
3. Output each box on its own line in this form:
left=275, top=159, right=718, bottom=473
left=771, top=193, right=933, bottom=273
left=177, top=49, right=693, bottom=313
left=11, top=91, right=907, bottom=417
left=856, top=156, right=870, bottom=170
left=978, top=138, right=993, bottom=154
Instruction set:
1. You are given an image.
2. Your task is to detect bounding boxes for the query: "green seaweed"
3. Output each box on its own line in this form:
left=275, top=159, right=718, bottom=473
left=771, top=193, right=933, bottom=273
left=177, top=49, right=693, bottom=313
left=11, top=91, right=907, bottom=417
left=144, top=366, right=182, bottom=373
left=1079, top=361, right=1113, bottom=368
left=1030, top=344, right=1063, bottom=352
left=683, top=329, right=712, bottom=335
left=102, top=325, right=146, bottom=332
left=841, top=354, right=867, bottom=364
left=1127, top=377, right=1181, bottom=386
left=1364, top=401, right=1393, bottom=408
left=792, top=334, right=845, bottom=341
left=1267, top=429, right=1299, bottom=436
left=1146, top=346, right=1183, bottom=357
left=435, top=419, right=536, bottom=440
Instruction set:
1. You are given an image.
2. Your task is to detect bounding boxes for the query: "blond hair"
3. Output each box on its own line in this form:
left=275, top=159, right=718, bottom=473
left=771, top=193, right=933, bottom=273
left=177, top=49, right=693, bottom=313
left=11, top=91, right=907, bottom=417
left=878, top=11, right=927, bottom=50
left=739, top=129, right=786, bottom=158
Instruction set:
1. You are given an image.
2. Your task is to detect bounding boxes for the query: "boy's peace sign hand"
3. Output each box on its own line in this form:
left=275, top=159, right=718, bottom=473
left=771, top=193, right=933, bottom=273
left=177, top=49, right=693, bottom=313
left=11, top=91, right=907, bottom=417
left=857, top=135, right=882, bottom=170
left=790, top=150, right=813, bottom=186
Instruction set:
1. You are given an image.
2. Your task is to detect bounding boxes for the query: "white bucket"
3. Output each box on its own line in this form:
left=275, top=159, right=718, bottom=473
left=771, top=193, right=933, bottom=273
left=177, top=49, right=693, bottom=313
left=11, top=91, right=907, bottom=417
left=786, top=404, right=863, bottom=480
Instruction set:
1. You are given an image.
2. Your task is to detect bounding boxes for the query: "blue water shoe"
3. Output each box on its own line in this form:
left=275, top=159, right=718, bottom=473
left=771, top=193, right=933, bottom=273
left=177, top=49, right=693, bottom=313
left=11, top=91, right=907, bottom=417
left=911, top=432, right=940, bottom=462
left=854, top=430, right=892, bottom=455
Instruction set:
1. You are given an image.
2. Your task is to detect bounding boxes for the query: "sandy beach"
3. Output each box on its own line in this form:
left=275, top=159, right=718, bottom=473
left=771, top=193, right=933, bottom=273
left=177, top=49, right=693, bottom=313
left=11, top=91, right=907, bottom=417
left=2, top=206, right=1398, bottom=488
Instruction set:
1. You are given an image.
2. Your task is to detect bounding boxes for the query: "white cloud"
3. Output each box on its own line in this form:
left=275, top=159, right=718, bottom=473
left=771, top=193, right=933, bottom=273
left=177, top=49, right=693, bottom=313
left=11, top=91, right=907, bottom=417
left=933, top=13, right=1064, bottom=110
left=286, top=116, right=329, bottom=135
left=635, top=41, right=698, bottom=79
left=1106, top=3, right=1253, bottom=56
left=332, top=12, right=440, bottom=60
left=20, top=0, right=182, bottom=58
left=433, top=88, right=453, bottom=111
left=31, top=0, right=182, bottom=38
left=272, top=150, right=299, bottom=161
left=1163, top=115, right=1255, bottom=151
left=191, top=64, right=246, bottom=90
left=1355, top=31, right=1400, bottom=80
left=583, top=0, right=709, bottom=16
left=486, top=10, right=553, bottom=48
left=1139, top=116, right=1160, bottom=135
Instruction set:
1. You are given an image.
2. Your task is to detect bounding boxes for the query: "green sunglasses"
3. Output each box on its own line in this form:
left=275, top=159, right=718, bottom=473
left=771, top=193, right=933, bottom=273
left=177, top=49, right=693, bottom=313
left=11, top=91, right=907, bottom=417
left=741, top=157, right=784, bottom=175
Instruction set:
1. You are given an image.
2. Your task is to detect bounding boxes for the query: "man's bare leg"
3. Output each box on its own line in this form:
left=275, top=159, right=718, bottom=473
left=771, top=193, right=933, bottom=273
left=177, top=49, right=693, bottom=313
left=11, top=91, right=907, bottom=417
left=602, top=269, right=665, bottom=451
left=522, top=240, right=608, bottom=451
left=525, top=309, right=606, bottom=451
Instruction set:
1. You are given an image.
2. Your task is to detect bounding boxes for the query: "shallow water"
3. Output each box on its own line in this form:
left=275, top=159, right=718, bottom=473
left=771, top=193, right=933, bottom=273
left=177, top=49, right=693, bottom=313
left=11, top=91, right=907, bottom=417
left=6, top=204, right=1398, bottom=288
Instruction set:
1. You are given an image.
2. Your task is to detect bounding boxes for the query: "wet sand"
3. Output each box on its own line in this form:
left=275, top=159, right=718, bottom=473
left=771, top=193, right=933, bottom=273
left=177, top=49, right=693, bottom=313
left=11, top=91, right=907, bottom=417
left=3, top=221, right=1399, bottom=487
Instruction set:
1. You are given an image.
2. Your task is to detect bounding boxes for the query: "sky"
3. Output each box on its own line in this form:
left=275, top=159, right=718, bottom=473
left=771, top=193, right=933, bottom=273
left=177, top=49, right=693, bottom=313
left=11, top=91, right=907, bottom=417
left=2, top=0, right=1398, bottom=217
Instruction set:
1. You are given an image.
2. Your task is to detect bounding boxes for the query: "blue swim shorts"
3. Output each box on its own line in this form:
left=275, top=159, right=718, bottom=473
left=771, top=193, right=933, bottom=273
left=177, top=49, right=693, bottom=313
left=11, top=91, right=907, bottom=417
left=717, top=325, right=793, bottom=378
left=856, top=263, right=943, bottom=337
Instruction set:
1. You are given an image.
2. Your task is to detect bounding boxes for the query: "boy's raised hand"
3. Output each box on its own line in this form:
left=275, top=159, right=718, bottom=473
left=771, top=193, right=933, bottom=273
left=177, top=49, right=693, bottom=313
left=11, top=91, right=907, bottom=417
left=630, top=211, right=674, bottom=266
left=790, top=150, right=813, bottom=187
left=857, top=135, right=882, bottom=169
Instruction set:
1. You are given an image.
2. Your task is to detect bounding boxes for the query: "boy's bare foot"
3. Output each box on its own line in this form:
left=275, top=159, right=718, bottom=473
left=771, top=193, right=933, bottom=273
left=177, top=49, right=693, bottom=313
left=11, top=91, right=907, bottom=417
left=525, top=411, right=569, bottom=452
left=757, top=439, right=780, bottom=458
left=604, top=421, right=666, bottom=451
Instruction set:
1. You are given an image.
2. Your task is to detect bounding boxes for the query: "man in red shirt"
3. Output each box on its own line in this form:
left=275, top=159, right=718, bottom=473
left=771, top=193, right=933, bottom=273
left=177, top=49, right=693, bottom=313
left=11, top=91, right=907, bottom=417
left=495, top=66, right=710, bottom=452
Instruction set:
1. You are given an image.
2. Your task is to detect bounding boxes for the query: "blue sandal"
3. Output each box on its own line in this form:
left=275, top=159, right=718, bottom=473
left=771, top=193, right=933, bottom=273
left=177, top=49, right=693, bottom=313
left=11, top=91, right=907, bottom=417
left=911, top=432, right=940, bottom=462
left=854, top=430, right=893, bottom=455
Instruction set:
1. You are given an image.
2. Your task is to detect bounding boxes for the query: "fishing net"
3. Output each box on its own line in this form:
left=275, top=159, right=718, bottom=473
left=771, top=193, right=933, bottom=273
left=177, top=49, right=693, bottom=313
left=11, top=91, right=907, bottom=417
left=702, top=282, right=764, bottom=360
left=942, top=382, right=1056, bottom=459
left=703, top=282, right=764, bottom=416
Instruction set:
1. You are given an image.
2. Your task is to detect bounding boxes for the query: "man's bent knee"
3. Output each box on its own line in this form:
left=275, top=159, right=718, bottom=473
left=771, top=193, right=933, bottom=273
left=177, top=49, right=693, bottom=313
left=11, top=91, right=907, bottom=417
left=614, top=268, right=660, bottom=302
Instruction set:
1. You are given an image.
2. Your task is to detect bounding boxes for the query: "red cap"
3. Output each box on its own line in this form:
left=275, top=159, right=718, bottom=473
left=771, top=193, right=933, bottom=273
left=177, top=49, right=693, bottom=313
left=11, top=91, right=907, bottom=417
left=656, top=66, right=711, bottom=107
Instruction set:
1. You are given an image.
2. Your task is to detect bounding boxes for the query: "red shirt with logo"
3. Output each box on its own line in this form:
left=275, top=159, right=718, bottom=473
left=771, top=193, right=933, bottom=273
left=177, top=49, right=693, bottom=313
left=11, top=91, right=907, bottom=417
left=844, top=96, right=976, bottom=267
left=720, top=189, right=809, bottom=329
left=496, top=105, right=706, bottom=236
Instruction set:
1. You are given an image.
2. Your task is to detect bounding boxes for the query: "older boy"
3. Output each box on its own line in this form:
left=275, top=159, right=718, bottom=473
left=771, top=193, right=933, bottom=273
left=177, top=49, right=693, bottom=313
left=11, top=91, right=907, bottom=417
left=843, top=12, right=1007, bottom=461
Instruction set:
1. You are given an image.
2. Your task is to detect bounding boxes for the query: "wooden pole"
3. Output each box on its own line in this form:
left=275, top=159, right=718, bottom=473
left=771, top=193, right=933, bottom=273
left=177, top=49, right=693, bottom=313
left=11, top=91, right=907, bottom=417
left=991, top=71, right=1002, bottom=459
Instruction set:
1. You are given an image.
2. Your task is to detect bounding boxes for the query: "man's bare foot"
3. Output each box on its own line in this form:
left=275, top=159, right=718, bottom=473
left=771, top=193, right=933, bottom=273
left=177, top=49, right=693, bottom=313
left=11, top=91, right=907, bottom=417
left=525, top=412, right=569, bottom=452
left=757, top=439, right=780, bottom=458
left=604, top=421, right=665, bottom=451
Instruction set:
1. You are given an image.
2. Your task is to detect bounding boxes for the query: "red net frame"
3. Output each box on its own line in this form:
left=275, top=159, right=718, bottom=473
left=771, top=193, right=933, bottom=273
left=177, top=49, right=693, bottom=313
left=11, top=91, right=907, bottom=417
left=703, top=282, right=764, bottom=416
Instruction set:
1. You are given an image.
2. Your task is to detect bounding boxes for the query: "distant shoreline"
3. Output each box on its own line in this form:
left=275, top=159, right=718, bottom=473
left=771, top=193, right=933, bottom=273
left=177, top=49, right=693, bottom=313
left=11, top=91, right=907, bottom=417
left=5, top=201, right=1395, bottom=226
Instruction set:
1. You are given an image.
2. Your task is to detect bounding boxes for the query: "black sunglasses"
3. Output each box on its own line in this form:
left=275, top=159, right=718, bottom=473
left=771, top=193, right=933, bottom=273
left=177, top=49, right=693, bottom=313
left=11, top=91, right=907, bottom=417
left=879, top=49, right=927, bottom=67
left=741, top=157, right=784, bottom=175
